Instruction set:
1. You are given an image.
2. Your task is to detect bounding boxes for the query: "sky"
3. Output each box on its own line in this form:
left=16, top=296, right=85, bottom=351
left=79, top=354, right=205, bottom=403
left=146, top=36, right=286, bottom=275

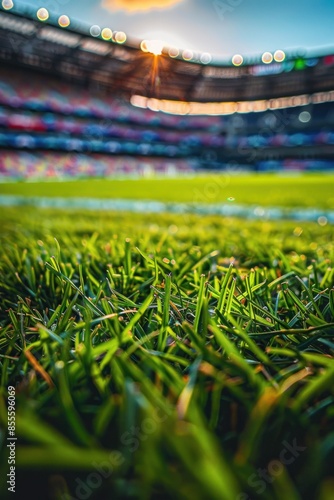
left=13, top=0, right=334, bottom=61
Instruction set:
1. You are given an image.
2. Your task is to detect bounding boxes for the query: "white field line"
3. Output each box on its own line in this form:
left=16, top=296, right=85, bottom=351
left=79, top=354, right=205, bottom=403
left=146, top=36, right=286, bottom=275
left=0, top=195, right=333, bottom=223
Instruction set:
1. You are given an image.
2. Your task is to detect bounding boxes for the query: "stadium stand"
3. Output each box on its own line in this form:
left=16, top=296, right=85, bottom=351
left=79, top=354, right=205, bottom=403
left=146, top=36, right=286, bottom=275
left=0, top=4, right=334, bottom=176
left=0, top=150, right=193, bottom=178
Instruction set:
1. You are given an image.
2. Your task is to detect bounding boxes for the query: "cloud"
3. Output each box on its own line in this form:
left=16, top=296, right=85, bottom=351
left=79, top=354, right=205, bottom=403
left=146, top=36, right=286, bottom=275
left=102, top=0, right=184, bottom=13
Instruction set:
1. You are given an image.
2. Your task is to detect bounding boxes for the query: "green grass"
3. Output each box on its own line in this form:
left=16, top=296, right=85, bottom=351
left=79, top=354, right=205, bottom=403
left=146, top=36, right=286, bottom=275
left=0, top=206, right=334, bottom=500
left=1, top=173, right=334, bottom=208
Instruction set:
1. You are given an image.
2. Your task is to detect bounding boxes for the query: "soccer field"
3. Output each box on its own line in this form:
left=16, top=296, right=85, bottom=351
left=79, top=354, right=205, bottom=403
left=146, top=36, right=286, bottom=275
left=0, top=194, right=333, bottom=499
left=2, top=0, right=334, bottom=497
left=1, top=172, right=334, bottom=208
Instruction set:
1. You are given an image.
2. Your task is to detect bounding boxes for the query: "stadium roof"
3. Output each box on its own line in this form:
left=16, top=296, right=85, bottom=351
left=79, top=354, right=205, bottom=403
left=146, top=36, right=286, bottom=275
left=1, top=5, right=334, bottom=105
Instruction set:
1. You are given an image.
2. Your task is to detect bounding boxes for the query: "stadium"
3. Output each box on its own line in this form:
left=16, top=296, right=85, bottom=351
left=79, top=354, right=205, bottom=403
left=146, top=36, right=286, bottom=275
left=0, top=1, right=333, bottom=499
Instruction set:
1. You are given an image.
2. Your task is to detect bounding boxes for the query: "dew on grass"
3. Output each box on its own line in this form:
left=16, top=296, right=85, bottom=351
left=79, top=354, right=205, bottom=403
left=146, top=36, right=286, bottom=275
left=318, top=216, right=328, bottom=226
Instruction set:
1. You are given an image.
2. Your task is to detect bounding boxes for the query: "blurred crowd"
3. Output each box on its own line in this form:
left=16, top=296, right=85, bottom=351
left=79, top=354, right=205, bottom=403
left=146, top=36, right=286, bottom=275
left=0, top=151, right=193, bottom=179
left=0, top=67, right=334, bottom=178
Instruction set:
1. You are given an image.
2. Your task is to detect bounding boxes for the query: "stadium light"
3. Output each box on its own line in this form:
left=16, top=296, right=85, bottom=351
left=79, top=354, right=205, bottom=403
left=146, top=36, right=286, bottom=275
left=36, top=8, right=49, bottom=22
left=200, top=52, right=212, bottom=64
left=141, top=39, right=165, bottom=56
left=232, top=54, right=243, bottom=66
left=115, top=31, right=126, bottom=44
left=140, top=40, right=149, bottom=52
left=90, top=25, right=101, bottom=37
left=101, top=28, right=112, bottom=40
left=168, top=46, right=179, bottom=58
left=274, top=49, right=285, bottom=62
left=58, top=15, right=70, bottom=28
left=262, top=51, right=273, bottom=64
left=182, top=49, right=193, bottom=61
left=2, top=0, right=13, bottom=10
left=130, top=91, right=328, bottom=115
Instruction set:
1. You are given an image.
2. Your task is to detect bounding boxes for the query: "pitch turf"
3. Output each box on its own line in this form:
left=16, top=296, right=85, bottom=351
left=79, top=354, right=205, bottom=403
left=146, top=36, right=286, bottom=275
left=0, top=202, right=333, bottom=499
left=1, top=172, right=334, bottom=208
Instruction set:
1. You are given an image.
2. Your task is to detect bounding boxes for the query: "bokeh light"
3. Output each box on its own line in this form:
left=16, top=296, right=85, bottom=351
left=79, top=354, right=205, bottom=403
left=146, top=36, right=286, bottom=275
left=58, top=15, right=70, bottom=28
left=274, top=49, right=285, bottom=62
left=141, top=40, right=165, bottom=56
left=90, top=25, right=101, bottom=37
left=101, top=28, right=112, bottom=40
left=299, top=111, right=311, bottom=123
left=200, top=52, right=212, bottom=64
left=232, top=54, right=243, bottom=66
left=115, top=31, right=126, bottom=44
left=140, top=40, right=149, bottom=52
left=182, top=49, right=193, bottom=61
left=318, top=216, right=328, bottom=226
left=37, top=8, right=49, bottom=22
left=262, top=52, right=273, bottom=64
left=168, top=47, right=179, bottom=58
left=2, top=0, right=14, bottom=9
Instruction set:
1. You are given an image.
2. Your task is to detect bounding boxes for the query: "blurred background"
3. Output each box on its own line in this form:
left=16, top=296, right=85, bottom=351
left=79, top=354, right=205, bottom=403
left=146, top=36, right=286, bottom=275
left=0, top=0, right=334, bottom=180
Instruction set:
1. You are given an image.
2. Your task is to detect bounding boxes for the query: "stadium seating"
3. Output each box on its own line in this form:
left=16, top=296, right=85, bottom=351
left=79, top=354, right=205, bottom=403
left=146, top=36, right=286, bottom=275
left=1, top=66, right=334, bottom=177
left=0, top=150, right=194, bottom=179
